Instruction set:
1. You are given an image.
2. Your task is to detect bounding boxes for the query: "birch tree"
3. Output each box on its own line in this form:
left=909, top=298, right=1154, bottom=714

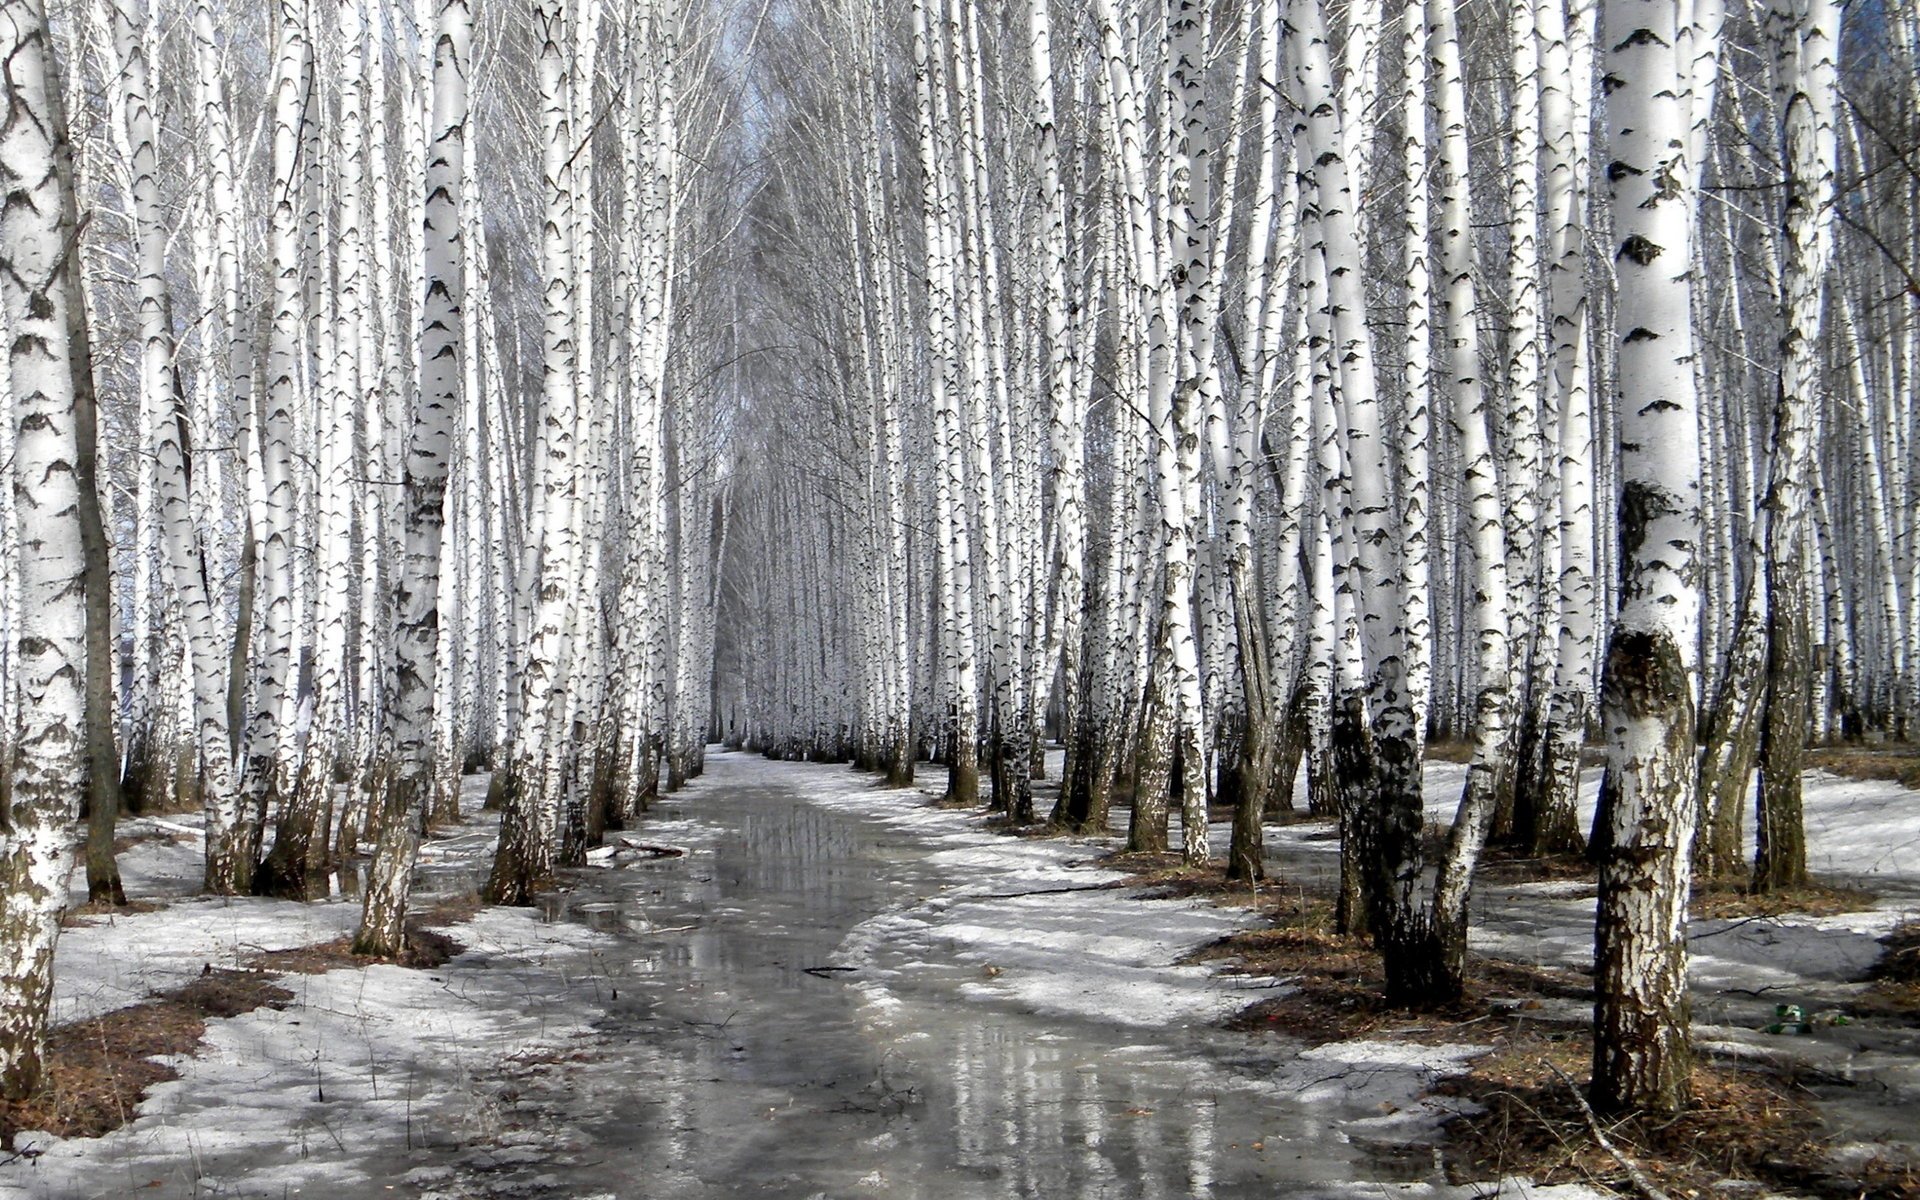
left=487, top=0, right=578, bottom=904
left=358, top=0, right=471, bottom=955
left=1752, top=0, right=1839, bottom=894
left=0, top=0, right=95, bottom=1094
left=1591, top=0, right=1707, bottom=1116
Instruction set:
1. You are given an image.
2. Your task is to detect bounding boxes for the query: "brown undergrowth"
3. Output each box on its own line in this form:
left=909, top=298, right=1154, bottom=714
left=59, top=899, right=167, bottom=928
left=1690, top=878, right=1878, bottom=921
left=1806, top=745, right=1920, bottom=791
left=246, top=925, right=465, bottom=973
left=1171, top=872, right=1917, bottom=1197
left=1441, top=1034, right=1918, bottom=1199
left=1862, top=921, right=1920, bottom=1020
left=0, top=970, right=293, bottom=1152
left=414, top=889, right=486, bottom=929
left=0, top=900, right=479, bottom=1153
left=1192, top=895, right=1592, bottom=1045
left=1475, top=848, right=1597, bottom=887
left=1872, top=921, right=1920, bottom=983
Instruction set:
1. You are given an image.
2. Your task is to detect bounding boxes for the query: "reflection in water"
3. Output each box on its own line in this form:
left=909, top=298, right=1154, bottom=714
left=481, top=764, right=1388, bottom=1199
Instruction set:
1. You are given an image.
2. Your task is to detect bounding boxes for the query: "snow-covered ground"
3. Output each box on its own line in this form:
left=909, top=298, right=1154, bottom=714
left=5, top=752, right=1916, bottom=1197
left=756, top=755, right=1275, bottom=1031
left=8, top=784, right=622, bottom=1200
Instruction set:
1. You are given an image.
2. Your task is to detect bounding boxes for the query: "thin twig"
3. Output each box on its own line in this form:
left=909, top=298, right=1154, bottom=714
left=1543, top=1060, right=1675, bottom=1200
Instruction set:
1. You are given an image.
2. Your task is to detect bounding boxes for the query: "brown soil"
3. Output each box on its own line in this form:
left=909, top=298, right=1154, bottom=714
left=413, top=889, right=486, bottom=929
left=1690, top=879, right=1879, bottom=921
left=0, top=970, right=294, bottom=1152
left=1440, top=1030, right=1919, bottom=1199
left=1201, top=914, right=1593, bottom=1046
left=247, top=926, right=465, bottom=974
left=1806, top=746, right=1920, bottom=791
left=1476, top=848, right=1598, bottom=887
left=1873, top=921, right=1920, bottom=984
left=59, top=899, right=168, bottom=928
left=1103, top=856, right=1295, bottom=911
left=1182, top=884, right=1917, bottom=1196
left=1424, top=740, right=1605, bottom=768
left=1424, top=740, right=1477, bottom=764
left=981, top=814, right=1082, bottom=839
left=1858, top=922, right=1920, bottom=1021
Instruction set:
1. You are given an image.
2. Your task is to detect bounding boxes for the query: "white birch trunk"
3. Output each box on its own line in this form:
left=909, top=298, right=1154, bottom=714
left=1591, top=0, right=1706, bottom=1116
left=488, top=0, right=579, bottom=904
left=0, top=0, right=91, bottom=1094
left=358, top=0, right=470, bottom=954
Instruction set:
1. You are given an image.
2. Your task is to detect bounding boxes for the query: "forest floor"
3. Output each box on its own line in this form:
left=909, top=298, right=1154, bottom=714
left=0, top=753, right=1914, bottom=1198
left=1099, top=756, right=1920, bottom=1199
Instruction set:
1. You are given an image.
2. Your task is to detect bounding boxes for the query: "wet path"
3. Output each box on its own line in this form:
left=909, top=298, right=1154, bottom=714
left=449, top=752, right=1403, bottom=1199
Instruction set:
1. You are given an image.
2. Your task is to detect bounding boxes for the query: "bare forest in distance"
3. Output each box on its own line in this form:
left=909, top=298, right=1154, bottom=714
left=0, top=0, right=1917, bottom=1195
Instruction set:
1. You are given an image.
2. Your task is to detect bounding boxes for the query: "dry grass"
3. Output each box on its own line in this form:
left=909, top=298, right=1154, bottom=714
left=981, top=814, right=1082, bottom=840
left=1873, top=921, right=1920, bottom=984
left=59, top=899, right=167, bottom=928
left=1424, top=740, right=1478, bottom=764
left=1690, top=879, right=1879, bottom=921
left=1189, top=889, right=1592, bottom=1046
left=1476, top=848, right=1598, bottom=887
left=1100, top=854, right=1297, bottom=912
left=1441, top=1031, right=1919, bottom=1199
left=1185, top=891, right=1917, bottom=1196
left=0, top=970, right=293, bottom=1152
left=1855, top=922, right=1920, bottom=1022
left=413, top=889, right=486, bottom=929
left=246, top=926, right=464, bottom=974
left=1805, top=746, right=1920, bottom=790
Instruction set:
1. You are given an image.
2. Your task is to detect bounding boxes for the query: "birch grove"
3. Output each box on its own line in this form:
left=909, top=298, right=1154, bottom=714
left=0, top=0, right=1914, bottom=1127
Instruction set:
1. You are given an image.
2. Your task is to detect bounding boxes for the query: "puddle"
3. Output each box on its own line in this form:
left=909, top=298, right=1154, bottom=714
left=442, top=760, right=1413, bottom=1198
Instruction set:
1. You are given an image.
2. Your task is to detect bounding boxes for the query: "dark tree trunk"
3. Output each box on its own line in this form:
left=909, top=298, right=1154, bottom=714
left=1127, top=686, right=1171, bottom=854
left=72, top=236, right=125, bottom=908
left=1330, top=694, right=1374, bottom=937
left=1591, top=629, right=1698, bottom=1117
left=1267, top=674, right=1310, bottom=815
left=1381, top=905, right=1469, bottom=1006
left=1696, top=572, right=1767, bottom=880
left=944, top=722, right=979, bottom=807
left=1532, top=690, right=1589, bottom=856
left=1754, top=548, right=1811, bottom=893
left=483, top=765, right=548, bottom=906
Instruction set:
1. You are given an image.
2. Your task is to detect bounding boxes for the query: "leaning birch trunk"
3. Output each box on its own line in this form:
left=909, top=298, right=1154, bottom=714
left=1381, top=0, right=1513, bottom=1003
left=259, top=38, right=344, bottom=898
left=1752, top=0, right=1837, bottom=894
left=1500, top=0, right=1548, bottom=844
left=0, top=0, right=92, bottom=1095
left=1164, top=0, right=1213, bottom=866
left=1093, top=0, right=1200, bottom=856
left=274, top=0, right=368, bottom=890
left=356, top=0, right=470, bottom=957
left=1397, top=0, right=1434, bottom=766
left=1591, top=0, right=1706, bottom=1117
left=911, top=0, right=979, bottom=809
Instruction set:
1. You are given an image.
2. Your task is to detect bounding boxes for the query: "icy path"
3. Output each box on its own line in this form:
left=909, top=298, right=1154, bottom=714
left=407, top=751, right=1542, bottom=1200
